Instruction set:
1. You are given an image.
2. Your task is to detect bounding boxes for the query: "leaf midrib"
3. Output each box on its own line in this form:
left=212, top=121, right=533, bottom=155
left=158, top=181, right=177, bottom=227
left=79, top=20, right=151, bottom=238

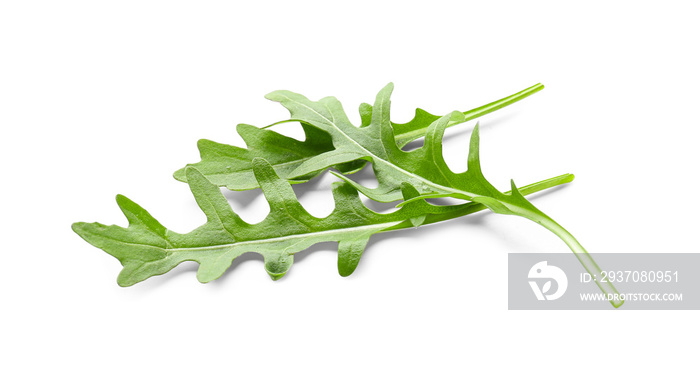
left=167, top=221, right=402, bottom=253
left=203, top=157, right=313, bottom=175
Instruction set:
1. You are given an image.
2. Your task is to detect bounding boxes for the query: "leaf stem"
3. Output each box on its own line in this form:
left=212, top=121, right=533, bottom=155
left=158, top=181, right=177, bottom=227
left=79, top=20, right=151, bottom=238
left=384, top=172, right=624, bottom=309
left=394, top=83, right=545, bottom=146
left=530, top=215, right=624, bottom=308
left=389, top=173, right=575, bottom=229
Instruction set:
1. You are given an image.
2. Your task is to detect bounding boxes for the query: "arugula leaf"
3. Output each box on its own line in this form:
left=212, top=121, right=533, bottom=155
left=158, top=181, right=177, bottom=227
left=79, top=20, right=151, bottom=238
left=265, top=84, right=623, bottom=307
left=173, top=123, right=365, bottom=191
left=72, top=159, right=571, bottom=286
left=173, top=84, right=543, bottom=190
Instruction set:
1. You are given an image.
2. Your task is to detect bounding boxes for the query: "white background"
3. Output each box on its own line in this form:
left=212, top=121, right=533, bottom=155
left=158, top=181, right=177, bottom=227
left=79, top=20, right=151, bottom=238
left=2, top=1, right=698, bottom=367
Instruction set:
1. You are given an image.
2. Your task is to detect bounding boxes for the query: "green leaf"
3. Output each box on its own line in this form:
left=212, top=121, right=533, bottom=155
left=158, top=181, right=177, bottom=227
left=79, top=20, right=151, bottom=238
left=265, top=84, right=623, bottom=308
left=173, top=84, right=544, bottom=190
left=264, top=84, right=511, bottom=204
left=173, top=123, right=365, bottom=191
left=73, top=159, right=573, bottom=286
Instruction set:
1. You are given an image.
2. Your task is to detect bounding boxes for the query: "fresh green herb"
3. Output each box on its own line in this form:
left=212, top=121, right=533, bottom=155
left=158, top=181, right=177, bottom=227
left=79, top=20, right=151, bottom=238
left=72, top=159, right=570, bottom=286
left=73, top=83, right=622, bottom=308
left=173, top=84, right=544, bottom=190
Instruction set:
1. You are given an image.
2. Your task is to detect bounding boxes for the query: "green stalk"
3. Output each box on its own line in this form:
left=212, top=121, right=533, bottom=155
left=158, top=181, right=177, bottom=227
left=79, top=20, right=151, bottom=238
left=394, top=83, right=545, bottom=146
left=386, top=173, right=575, bottom=231
left=528, top=214, right=623, bottom=308
left=470, top=200, right=623, bottom=308
left=391, top=173, right=623, bottom=309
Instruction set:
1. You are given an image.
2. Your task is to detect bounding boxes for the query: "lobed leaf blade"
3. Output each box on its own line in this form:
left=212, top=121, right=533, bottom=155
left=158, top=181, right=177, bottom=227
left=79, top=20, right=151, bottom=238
left=174, top=84, right=544, bottom=190
left=73, top=160, right=572, bottom=286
